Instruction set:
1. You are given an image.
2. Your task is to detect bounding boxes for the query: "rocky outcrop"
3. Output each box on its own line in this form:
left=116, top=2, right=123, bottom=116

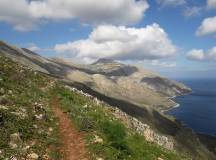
left=67, top=85, right=174, bottom=150
left=113, top=108, right=174, bottom=150
left=141, top=77, right=191, bottom=96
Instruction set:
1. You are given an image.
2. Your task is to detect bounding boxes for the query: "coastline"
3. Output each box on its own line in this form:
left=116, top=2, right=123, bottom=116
left=161, top=100, right=180, bottom=113
left=172, top=103, right=180, bottom=109
left=161, top=89, right=193, bottom=113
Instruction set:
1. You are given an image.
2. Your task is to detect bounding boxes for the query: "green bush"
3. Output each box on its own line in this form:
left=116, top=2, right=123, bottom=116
left=101, top=121, right=127, bottom=149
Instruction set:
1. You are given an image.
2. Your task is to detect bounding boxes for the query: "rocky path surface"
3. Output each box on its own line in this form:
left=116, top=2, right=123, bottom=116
left=51, top=98, right=89, bottom=160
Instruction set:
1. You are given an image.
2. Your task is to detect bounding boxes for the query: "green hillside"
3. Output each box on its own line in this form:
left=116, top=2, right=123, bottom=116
left=0, top=55, right=189, bottom=159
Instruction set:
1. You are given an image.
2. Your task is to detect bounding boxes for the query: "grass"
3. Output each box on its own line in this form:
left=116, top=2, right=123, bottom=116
left=51, top=85, right=190, bottom=160
left=0, top=54, right=190, bottom=160
left=0, top=55, right=61, bottom=159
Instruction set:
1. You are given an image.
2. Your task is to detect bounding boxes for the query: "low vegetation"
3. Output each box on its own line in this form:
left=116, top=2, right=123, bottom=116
left=51, top=85, right=189, bottom=160
left=0, top=54, right=189, bottom=160
left=0, top=55, right=60, bottom=159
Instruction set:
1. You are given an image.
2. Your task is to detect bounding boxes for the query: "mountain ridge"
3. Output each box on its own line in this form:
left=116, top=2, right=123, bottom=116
left=0, top=40, right=215, bottom=159
left=0, top=40, right=192, bottom=109
left=92, top=58, right=117, bottom=64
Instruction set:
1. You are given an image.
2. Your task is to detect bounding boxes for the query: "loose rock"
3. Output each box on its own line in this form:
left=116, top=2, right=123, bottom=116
left=9, top=133, right=22, bottom=149
left=0, top=88, right=5, bottom=95
left=0, top=105, right=8, bottom=110
left=27, top=153, right=39, bottom=160
left=0, top=96, right=9, bottom=105
left=93, top=135, right=103, bottom=144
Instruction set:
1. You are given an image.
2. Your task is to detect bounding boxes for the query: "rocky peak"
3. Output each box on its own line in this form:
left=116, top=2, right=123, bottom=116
left=92, top=58, right=119, bottom=65
left=90, top=58, right=139, bottom=77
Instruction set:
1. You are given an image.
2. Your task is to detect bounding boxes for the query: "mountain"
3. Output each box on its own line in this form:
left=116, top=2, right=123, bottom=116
left=0, top=41, right=191, bottom=111
left=0, top=40, right=215, bottom=159
left=1, top=54, right=192, bottom=160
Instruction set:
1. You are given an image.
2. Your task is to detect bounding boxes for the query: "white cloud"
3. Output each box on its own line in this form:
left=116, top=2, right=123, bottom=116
left=26, top=43, right=41, bottom=52
left=186, top=49, right=205, bottom=61
left=207, top=0, right=216, bottom=9
left=187, top=47, right=216, bottom=62
left=0, top=0, right=149, bottom=31
left=196, top=16, right=216, bottom=36
left=54, top=23, right=177, bottom=62
left=151, top=60, right=176, bottom=68
left=157, top=0, right=186, bottom=7
left=0, top=0, right=37, bottom=31
left=183, top=6, right=202, bottom=17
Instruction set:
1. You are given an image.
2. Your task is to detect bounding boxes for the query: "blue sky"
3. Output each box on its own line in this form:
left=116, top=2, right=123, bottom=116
left=0, top=0, right=216, bottom=79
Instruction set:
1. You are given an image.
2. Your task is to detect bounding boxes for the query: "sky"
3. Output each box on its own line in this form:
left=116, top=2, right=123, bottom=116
left=0, top=0, right=216, bottom=79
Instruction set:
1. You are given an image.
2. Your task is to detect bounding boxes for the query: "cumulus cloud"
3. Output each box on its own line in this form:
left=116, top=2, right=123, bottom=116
left=183, top=6, right=202, bottom=17
left=26, top=43, right=41, bottom=52
left=196, top=16, right=216, bottom=36
left=157, top=0, right=186, bottom=7
left=0, top=0, right=37, bottom=31
left=187, top=49, right=205, bottom=61
left=54, top=23, right=177, bottom=62
left=207, top=0, right=216, bottom=9
left=187, top=46, right=216, bottom=62
left=0, top=0, right=149, bottom=31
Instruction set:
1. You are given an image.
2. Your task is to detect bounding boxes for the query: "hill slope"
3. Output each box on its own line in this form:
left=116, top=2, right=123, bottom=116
left=0, top=40, right=215, bottom=159
left=0, top=40, right=191, bottom=111
left=0, top=54, right=191, bottom=160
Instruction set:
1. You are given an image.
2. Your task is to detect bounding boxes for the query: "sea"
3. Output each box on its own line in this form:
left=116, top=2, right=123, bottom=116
left=166, top=79, right=216, bottom=136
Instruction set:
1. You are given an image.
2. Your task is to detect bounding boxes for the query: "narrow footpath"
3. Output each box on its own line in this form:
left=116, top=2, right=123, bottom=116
left=51, top=98, right=89, bottom=160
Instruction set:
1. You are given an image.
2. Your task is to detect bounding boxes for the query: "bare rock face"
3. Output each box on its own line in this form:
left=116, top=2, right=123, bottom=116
left=141, top=76, right=191, bottom=96
left=70, top=59, right=191, bottom=111
left=0, top=41, right=191, bottom=111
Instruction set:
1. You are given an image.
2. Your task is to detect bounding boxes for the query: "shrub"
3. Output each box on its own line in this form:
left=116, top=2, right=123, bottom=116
left=101, top=120, right=130, bottom=154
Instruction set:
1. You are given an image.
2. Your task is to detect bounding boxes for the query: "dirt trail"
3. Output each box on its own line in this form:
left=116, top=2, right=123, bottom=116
left=51, top=98, right=89, bottom=160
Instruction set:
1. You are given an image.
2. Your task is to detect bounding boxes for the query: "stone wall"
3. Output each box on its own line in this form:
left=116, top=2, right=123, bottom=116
left=66, top=85, right=175, bottom=151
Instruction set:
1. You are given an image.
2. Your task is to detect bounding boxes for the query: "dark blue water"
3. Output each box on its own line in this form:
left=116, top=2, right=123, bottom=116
left=167, top=79, right=216, bottom=135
